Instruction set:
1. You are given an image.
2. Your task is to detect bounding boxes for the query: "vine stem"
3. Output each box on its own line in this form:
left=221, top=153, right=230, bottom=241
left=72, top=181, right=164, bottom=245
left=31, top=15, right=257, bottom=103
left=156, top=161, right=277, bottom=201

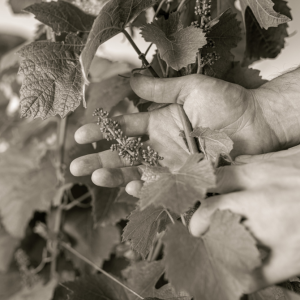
left=122, top=29, right=159, bottom=78
left=61, top=242, right=144, bottom=300
left=177, top=105, right=199, bottom=154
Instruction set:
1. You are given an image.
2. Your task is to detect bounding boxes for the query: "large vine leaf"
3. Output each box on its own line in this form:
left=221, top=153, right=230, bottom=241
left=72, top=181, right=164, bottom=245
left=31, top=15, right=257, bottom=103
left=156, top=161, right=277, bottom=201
left=123, top=261, right=191, bottom=300
left=139, top=154, right=216, bottom=215
left=17, top=39, right=85, bottom=119
left=141, top=12, right=206, bottom=71
left=59, top=207, right=120, bottom=273
left=25, top=1, right=96, bottom=35
left=244, top=0, right=292, bottom=61
left=80, top=0, right=157, bottom=81
left=122, top=205, right=174, bottom=259
left=63, top=274, right=130, bottom=300
left=190, top=127, right=233, bottom=162
left=91, top=187, right=135, bottom=227
left=0, top=142, right=56, bottom=238
left=249, top=286, right=300, bottom=300
left=225, top=62, right=267, bottom=89
left=163, top=210, right=261, bottom=300
left=0, top=227, right=20, bottom=273
left=240, top=0, right=291, bottom=30
left=202, top=10, right=242, bottom=79
left=64, top=0, right=109, bottom=15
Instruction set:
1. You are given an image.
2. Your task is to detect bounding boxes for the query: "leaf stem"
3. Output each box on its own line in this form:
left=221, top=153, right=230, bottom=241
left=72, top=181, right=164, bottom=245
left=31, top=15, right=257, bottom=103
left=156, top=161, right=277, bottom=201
left=164, top=209, right=175, bottom=224
left=156, top=51, right=167, bottom=78
left=62, top=191, right=91, bottom=210
left=61, top=242, right=144, bottom=299
left=121, top=29, right=159, bottom=78
left=181, top=214, right=187, bottom=226
left=177, top=105, right=199, bottom=154
left=154, top=0, right=166, bottom=19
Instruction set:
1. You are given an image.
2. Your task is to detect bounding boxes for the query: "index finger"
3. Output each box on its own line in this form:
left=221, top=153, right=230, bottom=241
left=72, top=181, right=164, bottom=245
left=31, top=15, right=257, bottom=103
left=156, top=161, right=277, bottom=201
left=75, top=112, right=150, bottom=144
left=130, top=73, right=200, bottom=104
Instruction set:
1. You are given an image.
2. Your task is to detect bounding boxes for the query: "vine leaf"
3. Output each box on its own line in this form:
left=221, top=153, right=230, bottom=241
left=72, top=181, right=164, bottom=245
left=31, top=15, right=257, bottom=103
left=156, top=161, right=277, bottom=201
left=17, top=40, right=85, bottom=119
left=80, top=0, right=157, bottom=82
left=163, top=210, right=261, bottom=300
left=63, top=274, right=130, bottom=300
left=190, top=127, right=233, bottom=162
left=24, top=1, right=95, bottom=35
left=0, top=227, right=20, bottom=273
left=249, top=286, right=300, bottom=300
left=63, top=0, right=110, bottom=15
left=225, top=62, right=267, bottom=89
left=7, top=279, right=57, bottom=300
left=59, top=207, right=120, bottom=273
left=139, top=154, right=216, bottom=215
left=244, top=1, right=292, bottom=62
left=202, top=10, right=242, bottom=79
left=141, top=12, right=206, bottom=71
left=123, top=261, right=191, bottom=300
left=122, top=205, right=174, bottom=259
left=0, top=142, right=56, bottom=238
left=240, top=0, right=291, bottom=30
left=91, top=187, right=135, bottom=227
left=8, top=0, right=42, bottom=14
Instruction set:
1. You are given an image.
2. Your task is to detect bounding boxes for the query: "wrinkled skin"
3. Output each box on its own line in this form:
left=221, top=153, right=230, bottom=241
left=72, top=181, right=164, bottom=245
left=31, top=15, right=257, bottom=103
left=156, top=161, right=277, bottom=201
left=71, top=70, right=300, bottom=291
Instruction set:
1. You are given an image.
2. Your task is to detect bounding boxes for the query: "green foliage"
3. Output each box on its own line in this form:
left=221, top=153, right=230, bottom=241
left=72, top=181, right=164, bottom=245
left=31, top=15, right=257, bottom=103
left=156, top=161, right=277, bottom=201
left=25, top=1, right=96, bottom=35
left=163, top=210, right=261, bottom=300
left=1, top=0, right=295, bottom=300
left=63, top=274, right=129, bottom=300
left=80, top=0, right=157, bottom=81
left=141, top=12, right=206, bottom=70
left=239, top=0, right=291, bottom=29
left=18, top=39, right=85, bottom=119
left=190, top=127, right=233, bottom=162
left=139, top=154, right=216, bottom=214
left=202, top=9, right=242, bottom=79
left=122, top=206, right=174, bottom=258
left=244, top=0, right=292, bottom=61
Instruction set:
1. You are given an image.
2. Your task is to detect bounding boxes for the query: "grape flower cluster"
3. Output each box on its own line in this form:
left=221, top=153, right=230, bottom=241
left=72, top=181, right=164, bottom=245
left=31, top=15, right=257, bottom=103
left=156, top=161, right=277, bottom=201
left=192, top=0, right=220, bottom=68
left=93, top=108, right=163, bottom=166
left=192, top=0, right=212, bottom=30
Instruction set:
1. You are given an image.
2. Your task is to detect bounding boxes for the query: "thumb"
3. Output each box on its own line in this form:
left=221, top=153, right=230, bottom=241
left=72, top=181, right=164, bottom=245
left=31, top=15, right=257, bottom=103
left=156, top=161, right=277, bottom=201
left=130, top=73, right=205, bottom=104
left=235, top=145, right=300, bottom=164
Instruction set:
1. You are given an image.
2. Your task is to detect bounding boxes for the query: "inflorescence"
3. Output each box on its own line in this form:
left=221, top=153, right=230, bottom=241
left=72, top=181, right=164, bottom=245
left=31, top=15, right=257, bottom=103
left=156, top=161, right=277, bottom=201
left=192, top=0, right=212, bottom=30
left=192, top=0, right=220, bottom=68
left=93, top=108, right=163, bottom=166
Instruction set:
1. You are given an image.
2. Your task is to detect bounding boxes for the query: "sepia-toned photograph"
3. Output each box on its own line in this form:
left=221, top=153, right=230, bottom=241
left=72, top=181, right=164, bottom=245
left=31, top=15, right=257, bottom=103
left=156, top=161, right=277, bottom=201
left=0, top=0, right=300, bottom=299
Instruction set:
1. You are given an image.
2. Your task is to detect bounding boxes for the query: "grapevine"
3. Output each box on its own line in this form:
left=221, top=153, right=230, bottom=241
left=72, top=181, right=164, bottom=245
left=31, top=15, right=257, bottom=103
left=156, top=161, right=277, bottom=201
left=0, top=1, right=297, bottom=300
left=93, top=108, right=164, bottom=166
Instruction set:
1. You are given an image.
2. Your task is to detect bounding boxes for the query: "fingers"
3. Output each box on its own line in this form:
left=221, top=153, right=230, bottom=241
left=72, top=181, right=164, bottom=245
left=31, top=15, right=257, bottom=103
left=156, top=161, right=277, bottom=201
left=75, top=113, right=150, bottom=144
left=70, top=149, right=138, bottom=177
left=92, top=167, right=142, bottom=188
left=130, top=73, right=201, bottom=104
left=125, top=180, right=144, bottom=197
left=235, top=145, right=300, bottom=164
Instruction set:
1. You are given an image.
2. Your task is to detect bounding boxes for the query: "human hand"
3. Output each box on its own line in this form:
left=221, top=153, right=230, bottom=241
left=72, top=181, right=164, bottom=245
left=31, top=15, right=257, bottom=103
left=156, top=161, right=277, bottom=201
left=189, top=145, right=300, bottom=292
left=70, top=70, right=300, bottom=192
